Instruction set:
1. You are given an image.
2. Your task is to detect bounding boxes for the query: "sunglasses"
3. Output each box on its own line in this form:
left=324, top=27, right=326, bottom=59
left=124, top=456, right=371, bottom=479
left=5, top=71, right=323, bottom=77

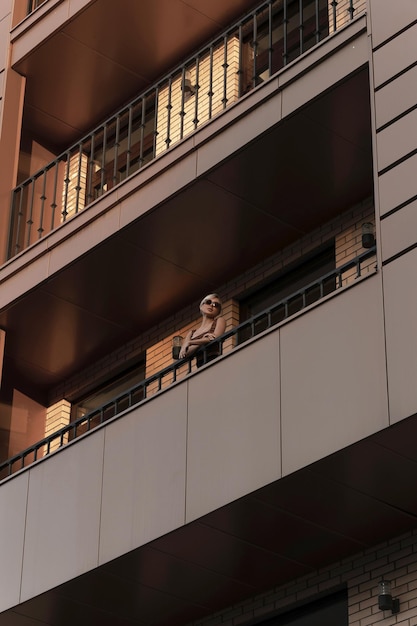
left=203, top=299, right=221, bottom=309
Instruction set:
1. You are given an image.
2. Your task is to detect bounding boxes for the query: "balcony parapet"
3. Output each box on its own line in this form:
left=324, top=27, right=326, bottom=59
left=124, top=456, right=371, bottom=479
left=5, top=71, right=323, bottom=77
left=0, top=246, right=376, bottom=483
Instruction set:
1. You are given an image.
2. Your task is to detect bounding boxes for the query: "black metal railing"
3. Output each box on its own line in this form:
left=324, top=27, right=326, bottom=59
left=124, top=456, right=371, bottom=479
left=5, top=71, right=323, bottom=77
left=11, top=0, right=364, bottom=259
left=27, top=0, right=46, bottom=13
left=0, top=246, right=376, bottom=482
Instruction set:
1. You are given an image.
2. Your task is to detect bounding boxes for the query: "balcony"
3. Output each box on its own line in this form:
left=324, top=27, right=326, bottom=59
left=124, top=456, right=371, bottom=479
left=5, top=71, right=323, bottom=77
left=0, top=245, right=377, bottom=480
left=10, top=0, right=365, bottom=260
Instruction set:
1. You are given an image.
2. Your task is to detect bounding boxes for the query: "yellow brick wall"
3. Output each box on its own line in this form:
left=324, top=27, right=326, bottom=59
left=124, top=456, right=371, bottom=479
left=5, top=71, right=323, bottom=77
left=156, top=37, right=240, bottom=155
left=335, top=212, right=376, bottom=287
left=44, top=399, right=71, bottom=451
left=328, top=0, right=366, bottom=34
left=62, top=151, right=88, bottom=220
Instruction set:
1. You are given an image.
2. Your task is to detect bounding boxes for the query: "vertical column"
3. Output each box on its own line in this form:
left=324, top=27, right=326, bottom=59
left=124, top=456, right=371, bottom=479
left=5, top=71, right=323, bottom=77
left=368, top=0, right=417, bottom=422
left=0, top=0, right=26, bottom=263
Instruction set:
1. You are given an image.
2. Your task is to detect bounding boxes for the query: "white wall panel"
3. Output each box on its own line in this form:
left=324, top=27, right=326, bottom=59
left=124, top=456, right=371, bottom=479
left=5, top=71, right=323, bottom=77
left=378, top=153, right=417, bottom=216
left=376, top=108, right=417, bottom=172
left=373, top=22, right=417, bottom=88
left=99, top=385, right=188, bottom=565
left=383, top=249, right=417, bottom=423
left=280, top=276, right=388, bottom=475
left=374, top=66, right=417, bottom=130
left=186, top=336, right=281, bottom=523
left=369, top=0, right=417, bottom=48
left=0, top=473, right=28, bottom=612
left=20, top=431, right=105, bottom=601
left=380, top=200, right=417, bottom=262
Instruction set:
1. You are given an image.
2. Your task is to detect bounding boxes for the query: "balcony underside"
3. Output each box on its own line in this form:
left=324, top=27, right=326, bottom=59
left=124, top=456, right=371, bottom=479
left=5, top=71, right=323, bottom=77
left=0, top=66, right=373, bottom=396
left=2, top=414, right=417, bottom=626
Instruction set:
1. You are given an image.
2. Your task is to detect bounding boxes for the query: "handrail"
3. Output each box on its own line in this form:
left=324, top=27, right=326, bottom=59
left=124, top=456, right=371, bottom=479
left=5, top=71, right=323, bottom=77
left=10, top=0, right=364, bottom=258
left=0, top=246, right=376, bottom=481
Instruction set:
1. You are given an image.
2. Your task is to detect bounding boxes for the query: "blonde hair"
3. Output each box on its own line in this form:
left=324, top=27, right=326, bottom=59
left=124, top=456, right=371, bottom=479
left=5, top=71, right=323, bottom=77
left=200, top=293, right=222, bottom=313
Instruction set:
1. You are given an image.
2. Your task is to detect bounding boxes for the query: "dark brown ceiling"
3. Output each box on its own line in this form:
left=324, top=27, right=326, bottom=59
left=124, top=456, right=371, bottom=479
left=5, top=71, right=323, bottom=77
left=0, top=67, right=373, bottom=398
left=2, top=414, right=417, bottom=626
left=14, top=0, right=261, bottom=150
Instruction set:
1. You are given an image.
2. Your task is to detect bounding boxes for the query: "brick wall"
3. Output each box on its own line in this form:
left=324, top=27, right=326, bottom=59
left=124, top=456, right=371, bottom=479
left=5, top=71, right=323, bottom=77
left=187, top=529, right=417, bottom=626
left=328, top=0, right=367, bottom=34
left=156, top=37, right=240, bottom=156
left=48, top=197, right=374, bottom=410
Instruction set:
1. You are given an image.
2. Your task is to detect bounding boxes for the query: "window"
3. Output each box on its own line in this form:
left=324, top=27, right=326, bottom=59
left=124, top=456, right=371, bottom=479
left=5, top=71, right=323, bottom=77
left=70, top=358, right=145, bottom=431
left=238, top=243, right=335, bottom=340
left=258, top=588, right=348, bottom=625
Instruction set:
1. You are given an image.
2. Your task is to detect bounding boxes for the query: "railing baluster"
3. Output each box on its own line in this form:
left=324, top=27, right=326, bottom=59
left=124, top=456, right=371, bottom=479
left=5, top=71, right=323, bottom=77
left=38, top=169, right=47, bottom=238
left=180, top=66, right=187, bottom=140
left=112, top=114, right=121, bottom=188
left=268, top=1, right=273, bottom=78
left=25, top=178, right=35, bottom=247
left=252, top=13, right=258, bottom=88
left=193, top=56, right=200, bottom=129
left=86, top=133, right=95, bottom=203
left=222, top=35, right=228, bottom=109
left=139, top=97, right=145, bottom=167
left=315, top=0, right=320, bottom=43
left=100, top=125, right=107, bottom=194
left=50, top=160, right=59, bottom=230
left=331, top=0, right=338, bottom=32
left=62, top=152, right=71, bottom=221
left=283, top=0, right=288, bottom=66
left=299, top=0, right=304, bottom=55
left=126, top=104, right=133, bottom=175
left=208, top=45, right=214, bottom=119
left=75, top=143, right=84, bottom=214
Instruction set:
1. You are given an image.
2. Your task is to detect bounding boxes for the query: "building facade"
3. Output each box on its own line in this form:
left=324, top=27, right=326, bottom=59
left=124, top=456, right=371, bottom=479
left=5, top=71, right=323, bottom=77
left=0, top=0, right=417, bottom=624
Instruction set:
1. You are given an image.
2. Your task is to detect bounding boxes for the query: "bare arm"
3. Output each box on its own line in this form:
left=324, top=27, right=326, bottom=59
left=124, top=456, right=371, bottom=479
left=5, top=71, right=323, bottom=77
left=179, top=317, right=226, bottom=358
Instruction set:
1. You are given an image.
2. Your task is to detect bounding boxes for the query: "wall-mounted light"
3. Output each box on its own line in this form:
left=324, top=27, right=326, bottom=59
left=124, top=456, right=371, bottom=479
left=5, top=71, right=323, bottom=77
left=378, top=580, right=400, bottom=614
left=362, top=222, right=375, bottom=248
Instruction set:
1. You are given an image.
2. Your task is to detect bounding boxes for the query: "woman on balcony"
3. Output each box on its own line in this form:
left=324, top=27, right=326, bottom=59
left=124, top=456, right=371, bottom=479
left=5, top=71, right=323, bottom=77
left=179, top=293, right=226, bottom=367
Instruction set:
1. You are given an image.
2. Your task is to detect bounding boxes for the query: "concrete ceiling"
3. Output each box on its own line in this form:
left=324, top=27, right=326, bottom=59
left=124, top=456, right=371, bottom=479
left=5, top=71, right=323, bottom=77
left=0, top=67, right=373, bottom=399
left=1, top=413, right=417, bottom=625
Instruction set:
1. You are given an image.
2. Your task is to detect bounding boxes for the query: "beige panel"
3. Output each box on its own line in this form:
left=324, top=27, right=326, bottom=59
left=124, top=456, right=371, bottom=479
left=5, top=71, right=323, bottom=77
left=0, top=473, right=28, bottom=612
left=11, top=1, right=70, bottom=62
left=21, top=431, right=105, bottom=601
left=374, top=66, right=417, bottom=129
left=383, top=249, right=417, bottom=423
left=373, top=23, right=417, bottom=88
left=380, top=200, right=417, bottom=262
left=281, top=31, right=368, bottom=118
left=99, top=387, right=187, bottom=565
left=378, top=153, right=417, bottom=216
left=376, top=108, right=417, bottom=171
left=186, top=336, right=281, bottom=523
left=0, top=14, right=11, bottom=72
left=0, top=246, right=49, bottom=309
left=369, top=0, right=417, bottom=48
left=280, top=275, right=388, bottom=476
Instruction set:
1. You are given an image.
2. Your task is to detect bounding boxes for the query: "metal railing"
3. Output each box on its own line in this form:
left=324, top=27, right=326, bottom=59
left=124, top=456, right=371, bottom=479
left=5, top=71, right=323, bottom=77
left=11, top=0, right=364, bottom=259
left=27, top=0, right=46, bottom=13
left=0, top=246, right=376, bottom=481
